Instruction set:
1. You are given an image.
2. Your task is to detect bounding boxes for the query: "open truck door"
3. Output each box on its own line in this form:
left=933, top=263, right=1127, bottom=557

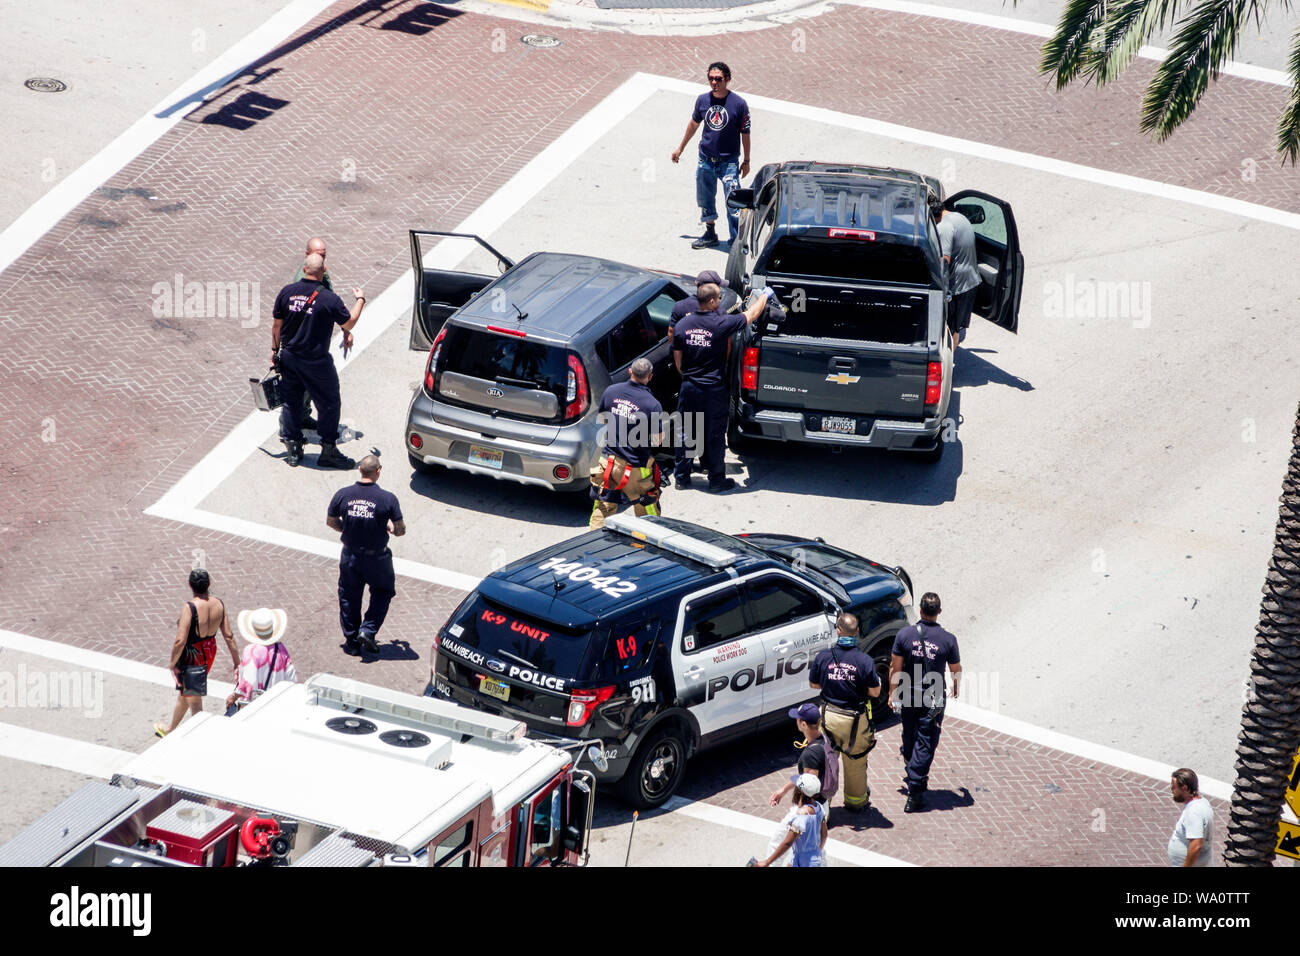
left=409, top=230, right=514, bottom=350
left=944, top=191, right=1024, bottom=334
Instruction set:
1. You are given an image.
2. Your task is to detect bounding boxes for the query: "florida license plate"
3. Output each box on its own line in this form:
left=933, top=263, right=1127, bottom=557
left=822, top=416, right=856, bottom=435
left=479, top=676, right=510, bottom=702
left=468, top=445, right=504, bottom=470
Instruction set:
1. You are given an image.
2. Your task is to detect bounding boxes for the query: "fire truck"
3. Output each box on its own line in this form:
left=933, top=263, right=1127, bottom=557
left=0, top=674, right=600, bottom=867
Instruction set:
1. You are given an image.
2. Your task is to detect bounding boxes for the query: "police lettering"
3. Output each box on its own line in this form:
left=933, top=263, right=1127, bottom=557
left=507, top=664, right=567, bottom=691
left=704, top=651, right=809, bottom=700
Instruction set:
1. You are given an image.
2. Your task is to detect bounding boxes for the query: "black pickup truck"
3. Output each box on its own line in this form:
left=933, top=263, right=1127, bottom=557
left=723, top=161, right=1024, bottom=462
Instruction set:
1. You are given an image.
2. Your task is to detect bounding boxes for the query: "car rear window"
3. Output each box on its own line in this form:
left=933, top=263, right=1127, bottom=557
left=764, top=236, right=932, bottom=285
left=449, top=595, right=600, bottom=680
left=438, top=325, right=572, bottom=423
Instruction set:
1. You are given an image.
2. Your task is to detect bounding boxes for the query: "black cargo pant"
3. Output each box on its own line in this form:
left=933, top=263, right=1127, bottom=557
left=338, top=547, right=396, bottom=643
left=279, top=349, right=341, bottom=444
left=674, top=381, right=728, bottom=485
left=900, top=705, right=945, bottom=796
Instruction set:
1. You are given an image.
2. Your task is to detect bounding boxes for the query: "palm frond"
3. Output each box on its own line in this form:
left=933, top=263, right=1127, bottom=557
left=1040, top=0, right=1110, bottom=87
left=1087, top=0, right=1187, bottom=84
left=1276, top=25, right=1300, bottom=163
left=1141, top=0, right=1248, bottom=138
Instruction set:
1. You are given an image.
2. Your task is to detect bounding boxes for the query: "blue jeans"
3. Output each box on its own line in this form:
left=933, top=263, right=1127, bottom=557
left=696, top=156, right=740, bottom=239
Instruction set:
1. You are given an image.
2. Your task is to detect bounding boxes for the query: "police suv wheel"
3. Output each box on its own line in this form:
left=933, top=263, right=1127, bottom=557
left=618, top=728, right=686, bottom=809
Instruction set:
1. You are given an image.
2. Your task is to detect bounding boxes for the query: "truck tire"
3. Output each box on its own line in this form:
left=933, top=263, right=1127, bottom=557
left=903, top=437, right=945, bottom=465
left=725, top=230, right=748, bottom=292
left=617, top=727, right=687, bottom=809
left=727, top=393, right=755, bottom=455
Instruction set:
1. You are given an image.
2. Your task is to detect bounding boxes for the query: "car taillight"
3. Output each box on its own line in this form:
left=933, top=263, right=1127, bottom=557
left=566, top=685, right=614, bottom=727
left=741, top=346, right=760, bottom=396
left=924, top=361, right=942, bottom=413
left=425, top=328, right=447, bottom=393
left=430, top=630, right=442, bottom=681
left=564, top=354, right=589, bottom=422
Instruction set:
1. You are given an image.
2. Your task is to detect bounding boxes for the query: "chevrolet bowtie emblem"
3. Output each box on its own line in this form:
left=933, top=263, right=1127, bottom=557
left=825, top=373, right=861, bottom=385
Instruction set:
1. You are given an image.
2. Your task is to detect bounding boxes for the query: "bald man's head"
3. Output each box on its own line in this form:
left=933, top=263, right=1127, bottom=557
left=303, top=253, right=325, bottom=278
left=358, top=454, right=381, bottom=478
left=306, top=237, right=327, bottom=257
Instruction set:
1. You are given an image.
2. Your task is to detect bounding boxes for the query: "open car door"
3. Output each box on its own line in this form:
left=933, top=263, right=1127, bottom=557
left=944, top=191, right=1024, bottom=334
left=408, top=230, right=514, bottom=351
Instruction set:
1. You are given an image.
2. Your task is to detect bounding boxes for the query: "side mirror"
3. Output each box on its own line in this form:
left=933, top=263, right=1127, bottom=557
left=952, top=202, right=985, bottom=225
left=587, top=744, right=609, bottom=773
left=727, top=188, right=755, bottom=211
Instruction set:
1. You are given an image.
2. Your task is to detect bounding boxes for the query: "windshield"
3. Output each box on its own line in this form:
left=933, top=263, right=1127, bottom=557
left=450, top=595, right=600, bottom=680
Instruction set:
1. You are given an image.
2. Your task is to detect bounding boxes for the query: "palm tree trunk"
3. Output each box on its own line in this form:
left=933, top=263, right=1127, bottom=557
left=1226, top=404, right=1300, bottom=865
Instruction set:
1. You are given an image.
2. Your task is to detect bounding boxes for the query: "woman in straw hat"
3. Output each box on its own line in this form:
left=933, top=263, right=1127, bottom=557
left=224, top=607, right=298, bottom=715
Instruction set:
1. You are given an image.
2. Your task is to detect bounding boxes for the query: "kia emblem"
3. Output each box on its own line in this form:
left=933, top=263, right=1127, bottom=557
left=486, top=386, right=505, bottom=398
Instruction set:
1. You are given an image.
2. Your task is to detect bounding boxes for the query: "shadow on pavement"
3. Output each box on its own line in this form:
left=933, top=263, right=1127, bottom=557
left=404, top=466, right=593, bottom=528
left=952, top=347, right=1034, bottom=391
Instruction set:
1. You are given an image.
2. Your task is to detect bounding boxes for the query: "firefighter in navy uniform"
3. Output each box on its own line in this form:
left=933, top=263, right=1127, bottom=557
left=272, top=252, right=365, bottom=469
left=590, top=358, right=665, bottom=528
left=326, top=454, right=405, bottom=655
left=809, top=612, right=881, bottom=812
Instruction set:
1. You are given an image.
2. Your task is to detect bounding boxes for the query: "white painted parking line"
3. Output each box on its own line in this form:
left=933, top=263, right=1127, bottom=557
left=0, top=0, right=342, bottom=278
left=0, top=629, right=235, bottom=699
left=663, top=795, right=914, bottom=866
left=836, top=0, right=1291, bottom=87
left=0, top=723, right=134, bottom=780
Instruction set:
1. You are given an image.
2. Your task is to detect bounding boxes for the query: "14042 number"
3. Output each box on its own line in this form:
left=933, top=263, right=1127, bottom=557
left=536, top=556, right=638, bottom=599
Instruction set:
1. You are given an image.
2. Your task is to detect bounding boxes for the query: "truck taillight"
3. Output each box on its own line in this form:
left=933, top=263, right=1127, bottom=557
left=566, top=686, right=614, bottom=726
left=425, top=328, right=447, bottom=393
left=564, top=354, right=589, bottom=422
left=741, top=346, right=760, bottom=396
left=924, top=361, right=942, bottom=412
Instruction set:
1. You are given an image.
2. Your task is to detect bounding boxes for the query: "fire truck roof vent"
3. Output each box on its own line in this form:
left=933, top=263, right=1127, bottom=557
left=326, top=717, right=378, bottom=736
left=379, top=730, right=431, bottom=749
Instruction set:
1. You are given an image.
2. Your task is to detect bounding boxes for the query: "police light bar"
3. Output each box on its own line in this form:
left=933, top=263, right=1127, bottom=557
left=603, top=514, right=739, bottom=568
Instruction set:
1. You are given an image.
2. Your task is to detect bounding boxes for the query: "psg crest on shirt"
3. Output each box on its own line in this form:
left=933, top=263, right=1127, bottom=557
left=705, top=105, right=729, bottom=130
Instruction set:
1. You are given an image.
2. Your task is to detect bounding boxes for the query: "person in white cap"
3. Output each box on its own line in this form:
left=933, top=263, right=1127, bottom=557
left=225, top=608, right=298, bottom=714
left=754, top=773, right=828, bottom=868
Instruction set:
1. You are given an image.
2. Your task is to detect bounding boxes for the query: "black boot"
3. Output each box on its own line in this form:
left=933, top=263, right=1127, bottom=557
left=318, top=442, right=355, bottom=469
left=691, top=225, right=719, bottom=249
left=282, top=438, right=303, bottom=467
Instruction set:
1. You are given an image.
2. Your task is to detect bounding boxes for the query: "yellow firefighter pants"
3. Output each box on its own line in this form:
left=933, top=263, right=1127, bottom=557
left=589, top=456, right=660, bottom=529
left=821, top=705, right=875, bottom=808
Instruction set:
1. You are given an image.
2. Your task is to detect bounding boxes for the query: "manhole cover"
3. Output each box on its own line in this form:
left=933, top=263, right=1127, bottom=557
left=521, top=34, right=561, bottom=48
left=326, top=716, right=378, bottom=735
left=380, top=729, right=431, bottom=748
left=24, top=77, right=67, bottom=93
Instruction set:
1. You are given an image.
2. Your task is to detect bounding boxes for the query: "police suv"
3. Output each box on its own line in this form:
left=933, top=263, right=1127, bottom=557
left=426, top=515, right=915, bottom=808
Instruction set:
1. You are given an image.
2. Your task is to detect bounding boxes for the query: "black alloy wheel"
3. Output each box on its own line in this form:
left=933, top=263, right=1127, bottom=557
left=618, top=728, right=687, bottom=809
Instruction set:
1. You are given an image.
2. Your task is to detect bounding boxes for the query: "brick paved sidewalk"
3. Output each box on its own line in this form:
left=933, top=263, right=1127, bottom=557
left=0, top=0, right=1281, bottom=862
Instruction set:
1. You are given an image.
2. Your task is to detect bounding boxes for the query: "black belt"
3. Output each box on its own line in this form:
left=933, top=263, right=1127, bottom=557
left=344, top=546, right=390, bottom=557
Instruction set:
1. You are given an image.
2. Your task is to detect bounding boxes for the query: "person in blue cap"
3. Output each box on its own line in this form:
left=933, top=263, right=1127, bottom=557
left=767, top=700, right=836, bottom=808
left=809, top=612, right=880, bottom=812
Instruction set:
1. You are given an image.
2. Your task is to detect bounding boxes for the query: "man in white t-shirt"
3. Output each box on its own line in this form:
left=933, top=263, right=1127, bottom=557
left=1168, top=767, right=1214, bottom=866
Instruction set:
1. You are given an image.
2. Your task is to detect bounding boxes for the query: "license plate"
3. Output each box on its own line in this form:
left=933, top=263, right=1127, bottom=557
left=433, top=677, right=453, bottom=698
left=821, top=416, right=856, bottom=435
left=480, top=676, right=511, bottom=702
left=468, top=445, right=504, bottom=470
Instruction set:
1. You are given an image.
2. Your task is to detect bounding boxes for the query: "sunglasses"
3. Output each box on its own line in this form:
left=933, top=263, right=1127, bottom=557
left=707, top=75, right=725, bottom=82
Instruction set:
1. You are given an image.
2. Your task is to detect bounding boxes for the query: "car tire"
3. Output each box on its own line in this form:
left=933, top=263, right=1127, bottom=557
left=617, top=727, right=687, bottom=809
left=902, top=437, right=945, bottom=465
left=727, top=393, right=755, bottom=455
left=408, top=450, right=437, bottom=475
left=861, top=625, right=902, bottom=725
left=724, top=228, right=748, bottom=292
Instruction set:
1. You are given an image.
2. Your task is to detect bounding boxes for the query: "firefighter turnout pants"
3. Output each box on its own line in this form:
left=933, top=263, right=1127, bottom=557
left=589, top=455, right=661, bottom=528
left=821, top=703, right=875, bottom=809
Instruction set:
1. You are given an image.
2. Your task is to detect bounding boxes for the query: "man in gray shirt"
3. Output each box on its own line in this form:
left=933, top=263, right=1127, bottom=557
left=928, top=193, right=981, bottom=344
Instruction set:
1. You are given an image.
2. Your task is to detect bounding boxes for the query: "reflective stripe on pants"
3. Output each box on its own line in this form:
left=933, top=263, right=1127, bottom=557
left=589, top=456, right=661, bottom=528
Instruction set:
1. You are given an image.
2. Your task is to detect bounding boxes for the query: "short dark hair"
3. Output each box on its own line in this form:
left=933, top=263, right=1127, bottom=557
left=189, top=568, right=210, bottom=594
left=926, top=191, right=944, bottom=221
left=1172, top=768, right=1199, bottom=794
left=708, top=61, right=731, bottom=80
left=919, top=592, right=941, bottom=616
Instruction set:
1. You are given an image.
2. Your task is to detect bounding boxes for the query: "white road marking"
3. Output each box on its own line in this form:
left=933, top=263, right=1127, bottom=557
left=0, top=629, right=235, bottom=699
left=664, top=794, right=915, bottom=866
left=0, top=0, right=345, bottom=279
left=836, top=0, right=1291, bottom=87
left=0, top=723, right=134, bottom=780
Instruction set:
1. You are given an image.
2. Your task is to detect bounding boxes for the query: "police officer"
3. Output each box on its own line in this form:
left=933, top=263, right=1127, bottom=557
left=291, top=237, right=334, bottom=431
left=272, top=252, right=365, bottom=468
left=809, top=612, right=881, bottom=812
left=888, top=592, right=962, bottom=813
left=672, top=283, right=769, bottom=493
left=326, top=454, right=405, bottom=655
left=590, top=357, right=665, bottom=529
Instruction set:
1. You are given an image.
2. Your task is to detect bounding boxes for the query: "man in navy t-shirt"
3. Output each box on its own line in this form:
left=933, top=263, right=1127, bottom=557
left=589, top=358, right=665, bottom=528
left=272, top=252, right=366, bottom=468
left=888, top=591, right=962, bottom=813
left=669, top=269, right=729, bottom=340
left=327, top=454, right=405, bottom=656
left=672, top=284, right=769, bottom=492
left=670, top=61, right=752, bottom=249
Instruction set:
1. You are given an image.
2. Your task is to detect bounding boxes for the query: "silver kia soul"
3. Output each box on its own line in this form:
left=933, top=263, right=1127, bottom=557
left=404, top=231, right=737, bottom=493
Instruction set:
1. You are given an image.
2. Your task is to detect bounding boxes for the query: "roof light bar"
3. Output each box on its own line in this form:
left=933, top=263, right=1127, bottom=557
left=603, top=514, right=739, bottom=568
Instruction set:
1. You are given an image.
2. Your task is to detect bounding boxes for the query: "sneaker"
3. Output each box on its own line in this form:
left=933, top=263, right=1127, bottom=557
left=318, top=443, right=355, bottom=469
left=282, top=439, right=303, bottom=467
left=153, top=723, right=168, bottom=739
left=904, top=793, right=924, bottom=813
left=707, top=477, right=737, bottom=493
left=691, top=227, right=719, bottom=250
left=674, top=476, right=692, bottom=491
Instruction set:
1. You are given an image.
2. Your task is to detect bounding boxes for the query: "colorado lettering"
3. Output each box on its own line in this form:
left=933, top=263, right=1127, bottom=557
left=705, top=651, right=809, bottom=700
